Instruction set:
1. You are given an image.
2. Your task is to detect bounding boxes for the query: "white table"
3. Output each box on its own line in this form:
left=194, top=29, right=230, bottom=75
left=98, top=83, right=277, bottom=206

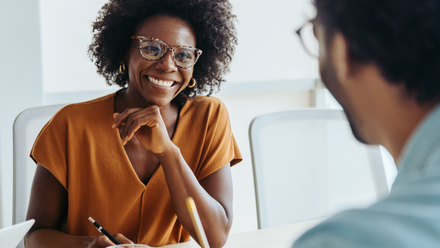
left=159, top=218, right=324, bottom=248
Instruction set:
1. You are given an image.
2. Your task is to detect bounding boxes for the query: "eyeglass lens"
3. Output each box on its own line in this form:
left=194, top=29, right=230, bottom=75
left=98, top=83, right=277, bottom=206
left=299, top=22, right=319, bottom=57
left=139, top=38, right=199, bottom=68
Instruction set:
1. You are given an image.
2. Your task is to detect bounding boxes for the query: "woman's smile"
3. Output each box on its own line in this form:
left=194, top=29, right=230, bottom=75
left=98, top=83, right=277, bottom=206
left=146, top=75, right=179, bottom=88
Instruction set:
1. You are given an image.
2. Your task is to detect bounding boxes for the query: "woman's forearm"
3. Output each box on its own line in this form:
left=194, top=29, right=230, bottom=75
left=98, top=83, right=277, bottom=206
left=158, top=146, right=232, bottom=248
left=25, top=228, right=94, bottom=248
left=25, top=228, right=128, bottom=248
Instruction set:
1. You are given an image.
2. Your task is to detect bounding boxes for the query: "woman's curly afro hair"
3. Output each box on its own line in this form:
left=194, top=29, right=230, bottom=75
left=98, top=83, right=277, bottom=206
left=88, top=0, right=237, bottom=103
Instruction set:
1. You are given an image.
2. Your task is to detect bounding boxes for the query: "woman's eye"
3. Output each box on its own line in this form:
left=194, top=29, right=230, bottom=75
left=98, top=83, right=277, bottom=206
left=144, top=46, right=161, bottom=54
left=175, top=52, right=193, bottom=61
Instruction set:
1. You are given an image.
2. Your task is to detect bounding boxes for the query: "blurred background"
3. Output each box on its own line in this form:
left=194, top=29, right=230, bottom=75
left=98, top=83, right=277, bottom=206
left=0, top=0, right=396, bottom=233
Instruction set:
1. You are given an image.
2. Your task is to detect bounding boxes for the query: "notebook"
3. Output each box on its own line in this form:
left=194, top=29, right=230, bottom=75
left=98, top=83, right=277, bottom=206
left=0, top=219, right=35, bottom=248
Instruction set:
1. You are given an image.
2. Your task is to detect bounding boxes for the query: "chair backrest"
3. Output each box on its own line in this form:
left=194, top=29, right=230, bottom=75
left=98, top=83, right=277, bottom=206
left=13, top=104, right=66, bottom=227
left=249, top=108, right=389, bottom=229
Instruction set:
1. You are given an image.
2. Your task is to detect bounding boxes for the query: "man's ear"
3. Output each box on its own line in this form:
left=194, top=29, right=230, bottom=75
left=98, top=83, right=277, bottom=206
left=331, top=32, right=355, bottom=82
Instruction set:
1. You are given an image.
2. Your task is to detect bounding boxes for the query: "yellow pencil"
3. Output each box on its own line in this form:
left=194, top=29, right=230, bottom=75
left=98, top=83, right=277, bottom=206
left=185, top=197, right=210, bottom=248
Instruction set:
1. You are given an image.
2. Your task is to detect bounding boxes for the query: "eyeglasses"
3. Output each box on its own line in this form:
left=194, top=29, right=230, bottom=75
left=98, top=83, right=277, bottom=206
left=130, top=36, right=203, bottom=68
left=295, top=21, right=319, bottom=58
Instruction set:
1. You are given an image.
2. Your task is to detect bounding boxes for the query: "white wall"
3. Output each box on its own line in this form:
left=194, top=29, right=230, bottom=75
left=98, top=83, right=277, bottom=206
left=227, top=0, right=317, bottom=83
left=0, top=0, right=321, bottom=231
left=39, top=0, right=120, bottom=93
left=0, top=0, right=44, bottom=228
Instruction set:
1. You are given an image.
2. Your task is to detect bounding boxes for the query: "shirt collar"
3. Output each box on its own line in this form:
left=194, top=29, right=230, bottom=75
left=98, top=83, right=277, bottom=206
left=394, top=103, right=440, bottom=185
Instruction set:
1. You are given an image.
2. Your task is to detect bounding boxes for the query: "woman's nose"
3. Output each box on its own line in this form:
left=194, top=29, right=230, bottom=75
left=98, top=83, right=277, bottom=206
left=156, top=50, right=178, bottom=72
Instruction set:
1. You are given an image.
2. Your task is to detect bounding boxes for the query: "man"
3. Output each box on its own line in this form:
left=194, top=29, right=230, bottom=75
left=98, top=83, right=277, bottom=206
left=293, top=0, right=440, bottom=247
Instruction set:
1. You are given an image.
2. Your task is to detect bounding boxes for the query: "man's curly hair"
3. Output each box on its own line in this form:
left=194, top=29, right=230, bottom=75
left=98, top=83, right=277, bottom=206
left=314, top=0, right=440, bottom=104
left=88, top=0, right=237, bottom=102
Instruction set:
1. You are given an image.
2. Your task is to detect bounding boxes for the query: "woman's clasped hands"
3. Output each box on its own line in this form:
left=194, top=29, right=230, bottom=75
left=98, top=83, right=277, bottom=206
left=112, top=105, right=175, bottom=156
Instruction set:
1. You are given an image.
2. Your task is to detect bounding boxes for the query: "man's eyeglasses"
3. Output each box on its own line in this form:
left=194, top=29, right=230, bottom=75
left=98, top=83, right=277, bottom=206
left=130, top=36, right=203, bottom=69
left=295, top=21, right=319, bottom=58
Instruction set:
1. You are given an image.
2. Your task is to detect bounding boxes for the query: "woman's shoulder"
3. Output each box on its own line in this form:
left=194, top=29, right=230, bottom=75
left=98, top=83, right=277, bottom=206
left=182, top=96, right=230, bottom=121
left=185, top=95, right=226, bottom=110
left=51, top=92, right=116, bottom=122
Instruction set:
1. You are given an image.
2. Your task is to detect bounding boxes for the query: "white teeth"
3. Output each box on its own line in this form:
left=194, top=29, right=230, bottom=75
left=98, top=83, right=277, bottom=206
left=148, top=76, right=174, bottom=87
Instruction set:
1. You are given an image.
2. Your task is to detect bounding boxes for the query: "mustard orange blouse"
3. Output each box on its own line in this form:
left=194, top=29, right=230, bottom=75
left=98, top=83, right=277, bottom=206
left=30, top=92, right=242, bottom=246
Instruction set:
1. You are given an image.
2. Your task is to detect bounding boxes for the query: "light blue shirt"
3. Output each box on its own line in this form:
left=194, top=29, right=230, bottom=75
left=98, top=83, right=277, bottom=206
left=293, top=104, right=440, bottom=247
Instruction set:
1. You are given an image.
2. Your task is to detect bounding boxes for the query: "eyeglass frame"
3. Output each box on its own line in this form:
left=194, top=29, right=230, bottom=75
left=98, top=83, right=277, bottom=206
left=295, top=20, right=319, bottom=58
left=130, top=36, right=203, bottom=69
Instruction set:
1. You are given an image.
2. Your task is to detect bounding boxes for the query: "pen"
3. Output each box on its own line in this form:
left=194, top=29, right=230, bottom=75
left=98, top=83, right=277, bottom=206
left=88, top=216, right=122, bottom=245
left=185, top=197, right=210, bottom=248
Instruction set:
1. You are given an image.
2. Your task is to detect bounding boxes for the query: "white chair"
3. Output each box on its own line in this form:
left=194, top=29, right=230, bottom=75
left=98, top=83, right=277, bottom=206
left=12, top=104, right=66, bottom=248
left=249, top=108, right=389, bottom=229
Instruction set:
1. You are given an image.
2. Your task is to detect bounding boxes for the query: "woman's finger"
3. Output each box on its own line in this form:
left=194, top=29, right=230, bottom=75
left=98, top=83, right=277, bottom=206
left=112, top=106, right=166, bottom=146
left=118, top=108, right=158, bottom=137
left=112, top=108, right=141, bottom=129
left=112, top=112, right=121, bottom=121
left=120, top=114, right=159, bottom=146
left=120, top=118, right=140, bottom=145
left=113, top=233, right=134, bottom=244
left=89, top=235, right=114, bottom=248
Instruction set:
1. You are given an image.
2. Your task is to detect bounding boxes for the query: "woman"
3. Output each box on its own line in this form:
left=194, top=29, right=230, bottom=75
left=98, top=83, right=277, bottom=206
left=24, top=0, right=241, bottom=247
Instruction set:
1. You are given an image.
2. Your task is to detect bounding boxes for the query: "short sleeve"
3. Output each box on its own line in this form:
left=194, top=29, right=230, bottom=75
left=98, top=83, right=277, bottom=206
left=190, top=98, right=242, bottom=181
left=30, top=107, right=69, bottom=189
